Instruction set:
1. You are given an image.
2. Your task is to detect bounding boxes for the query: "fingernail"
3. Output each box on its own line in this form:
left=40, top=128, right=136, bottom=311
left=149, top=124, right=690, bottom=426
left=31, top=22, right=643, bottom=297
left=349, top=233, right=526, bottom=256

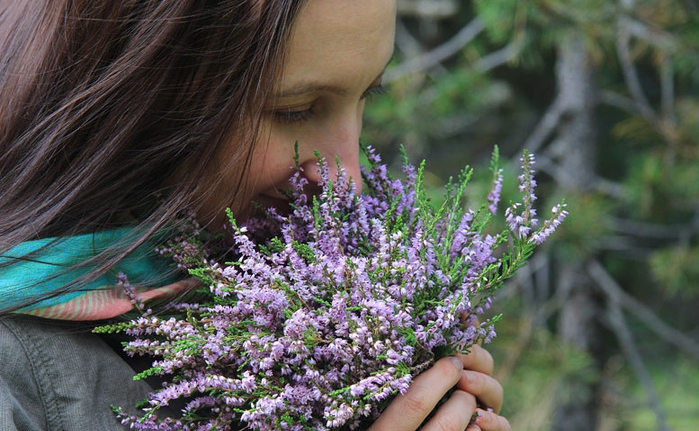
left=449, top=356, right=463, bottom=371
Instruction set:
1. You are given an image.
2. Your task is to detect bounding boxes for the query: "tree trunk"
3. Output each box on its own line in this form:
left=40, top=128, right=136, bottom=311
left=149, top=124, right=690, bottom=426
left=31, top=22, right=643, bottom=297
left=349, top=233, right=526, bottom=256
left=552, top=262, right=602, bottom=431
left=549, top=34, right=603, bottom=431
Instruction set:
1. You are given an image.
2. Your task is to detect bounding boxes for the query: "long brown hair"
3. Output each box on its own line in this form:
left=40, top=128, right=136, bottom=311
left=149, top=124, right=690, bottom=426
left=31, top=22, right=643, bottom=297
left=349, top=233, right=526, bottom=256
left=0, top=0, right=307, bottom=312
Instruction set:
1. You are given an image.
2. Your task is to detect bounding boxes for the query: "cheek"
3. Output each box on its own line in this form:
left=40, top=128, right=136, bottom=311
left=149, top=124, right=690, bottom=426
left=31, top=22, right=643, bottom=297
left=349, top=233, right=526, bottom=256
left=248, top=133, right=295, bottom=187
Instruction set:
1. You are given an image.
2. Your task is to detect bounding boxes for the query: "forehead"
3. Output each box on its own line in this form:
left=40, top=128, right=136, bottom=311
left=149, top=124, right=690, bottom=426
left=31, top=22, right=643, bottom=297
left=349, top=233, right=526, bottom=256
left=281, top=0, right=396, bottom=89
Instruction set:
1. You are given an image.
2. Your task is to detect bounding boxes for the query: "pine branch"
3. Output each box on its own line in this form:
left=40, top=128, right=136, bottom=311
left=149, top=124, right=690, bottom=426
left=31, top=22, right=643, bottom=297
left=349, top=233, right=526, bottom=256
left=521, top=97, right=564, bottom=154
left=533, top=152, right=626, bottom=199
left=496, top=254, right=561, bottom=382
left=604, top=297, right=672, bottom=431
left=396, top=0, right=458, bottom=18
left=587, top=259, right=699, bottom=361
left=616, top=16, right=679, bottom=145
left=622, top=17, right=677, bottom=52
left=659, top=55, right=674, bottom=121
left=616, top=18, right=661, bottom=127
left=473, top=41, right=522, bottom=73
left=609, top=217, right=699, bottom=241
left=599, top=90, right=641, bottom=115
left=385, top=18, right=485, bottom=83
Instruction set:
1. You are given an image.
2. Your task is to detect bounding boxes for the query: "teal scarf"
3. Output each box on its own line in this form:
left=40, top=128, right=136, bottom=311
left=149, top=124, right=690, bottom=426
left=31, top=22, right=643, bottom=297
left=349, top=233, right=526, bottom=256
left=0, top=228, right=193, bottom=320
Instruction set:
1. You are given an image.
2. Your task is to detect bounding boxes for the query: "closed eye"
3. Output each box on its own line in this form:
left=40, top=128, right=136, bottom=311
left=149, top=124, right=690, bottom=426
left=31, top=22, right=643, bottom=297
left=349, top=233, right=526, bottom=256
left=272, top=85, right=388, bottom=125
left=361, top=84, right=388, bottom=100
left=273, top=107, right=316, bottom=124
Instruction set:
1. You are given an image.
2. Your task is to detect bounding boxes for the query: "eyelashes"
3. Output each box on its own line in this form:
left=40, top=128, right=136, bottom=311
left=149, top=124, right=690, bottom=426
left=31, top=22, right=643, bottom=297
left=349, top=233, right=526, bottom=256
left=361, top=84, right=388, bottom=100
left=273, top=84, right=388, bottom=125
left=273, top=108, right=316, bottom=124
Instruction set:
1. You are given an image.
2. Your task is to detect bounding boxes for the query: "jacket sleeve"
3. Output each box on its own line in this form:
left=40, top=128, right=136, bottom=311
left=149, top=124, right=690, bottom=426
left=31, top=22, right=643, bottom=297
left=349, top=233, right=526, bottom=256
left=1, top=317, right=48, bottom=431
left=0, top=380, right=43, bottom=431
left=0, top=316, right=153, bottom=431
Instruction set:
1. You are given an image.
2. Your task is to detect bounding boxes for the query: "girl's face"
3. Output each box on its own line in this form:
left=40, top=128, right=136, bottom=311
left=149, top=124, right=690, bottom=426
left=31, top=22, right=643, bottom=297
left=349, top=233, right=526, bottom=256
left=200, top=0, right=397, bottom=226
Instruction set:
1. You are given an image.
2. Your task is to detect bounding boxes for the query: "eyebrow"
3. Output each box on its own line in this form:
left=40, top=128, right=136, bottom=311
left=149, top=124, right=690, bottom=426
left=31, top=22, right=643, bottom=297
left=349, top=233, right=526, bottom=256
left=273, top=51, right=395, bottom=99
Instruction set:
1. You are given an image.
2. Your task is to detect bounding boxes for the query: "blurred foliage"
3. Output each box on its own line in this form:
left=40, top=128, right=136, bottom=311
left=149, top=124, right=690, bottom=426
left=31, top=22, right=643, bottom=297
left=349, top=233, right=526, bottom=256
left=650, top=246, right=699, bottom=297
left=626, top=357, right=699, bottom=430
left=548, top=192, right=615, bottom=260
left=363, top=0, right=699, bottom=429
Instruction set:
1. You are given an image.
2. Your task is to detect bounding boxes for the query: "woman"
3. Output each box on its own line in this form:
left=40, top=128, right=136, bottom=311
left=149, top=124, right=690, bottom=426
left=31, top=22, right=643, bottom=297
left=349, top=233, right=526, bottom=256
left=0, top=1, right=511, bottom=430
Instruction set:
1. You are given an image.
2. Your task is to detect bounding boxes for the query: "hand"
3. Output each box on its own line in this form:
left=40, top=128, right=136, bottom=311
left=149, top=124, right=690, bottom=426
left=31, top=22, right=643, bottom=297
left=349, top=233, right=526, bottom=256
left=455, top=345, right=510, bottom=431
left=367, top=345, right=511, bottom=431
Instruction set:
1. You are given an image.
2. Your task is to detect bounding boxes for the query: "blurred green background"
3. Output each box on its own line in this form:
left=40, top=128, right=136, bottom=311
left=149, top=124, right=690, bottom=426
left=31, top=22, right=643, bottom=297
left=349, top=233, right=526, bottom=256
left=361, top=1, right=699, bottom=430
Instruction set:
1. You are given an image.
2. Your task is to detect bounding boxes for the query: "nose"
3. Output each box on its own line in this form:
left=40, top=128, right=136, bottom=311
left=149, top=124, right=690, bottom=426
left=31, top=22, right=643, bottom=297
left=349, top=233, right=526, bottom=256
left=298, top=117, right=363, bottom=195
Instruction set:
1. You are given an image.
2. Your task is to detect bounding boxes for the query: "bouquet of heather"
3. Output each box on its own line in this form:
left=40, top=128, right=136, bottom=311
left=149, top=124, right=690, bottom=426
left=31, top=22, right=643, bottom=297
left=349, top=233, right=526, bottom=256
left=100, top=146, right=566, bottom=430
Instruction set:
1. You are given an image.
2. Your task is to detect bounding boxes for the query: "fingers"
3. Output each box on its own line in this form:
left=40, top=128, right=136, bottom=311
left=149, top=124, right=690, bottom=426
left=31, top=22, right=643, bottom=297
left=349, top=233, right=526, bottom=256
left=368, top=346, right=508, bottom=431
left=466, top=408, right=512, bottom=431
left=367, top=356, right=464, bottom=431
left=454, top=345, right=502, bottom=413
left=457, top=344, right=494, bottom=376
left=420, top=389, right=476, bottom=431
left=456, top=369, right=503, bottom=414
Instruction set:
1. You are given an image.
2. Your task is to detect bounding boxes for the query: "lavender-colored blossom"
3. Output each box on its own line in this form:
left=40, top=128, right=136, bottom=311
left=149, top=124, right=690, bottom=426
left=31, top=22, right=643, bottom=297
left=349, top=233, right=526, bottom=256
left=99, top=145, right=566, bottom=430
left=488, top=168, right=504, bottom=215
left=517, top=150, right=538, bottom=229
left=530, top=202, right=569, bottom=245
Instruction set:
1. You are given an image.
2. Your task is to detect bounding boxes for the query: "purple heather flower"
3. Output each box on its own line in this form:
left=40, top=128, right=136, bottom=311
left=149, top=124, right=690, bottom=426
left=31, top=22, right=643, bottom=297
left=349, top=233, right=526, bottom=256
left=530, top=202, right=568, bottom=245
left=518, top=151, right=539, bottom=229
left=103, top=146, right=566, bottom=430
left=488, top=168, right=504, bottom=215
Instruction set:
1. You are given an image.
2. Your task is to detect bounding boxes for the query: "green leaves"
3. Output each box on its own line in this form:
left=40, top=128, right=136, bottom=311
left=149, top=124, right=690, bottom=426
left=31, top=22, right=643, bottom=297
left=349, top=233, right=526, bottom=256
left=650, top=245, right=699, bottom=298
